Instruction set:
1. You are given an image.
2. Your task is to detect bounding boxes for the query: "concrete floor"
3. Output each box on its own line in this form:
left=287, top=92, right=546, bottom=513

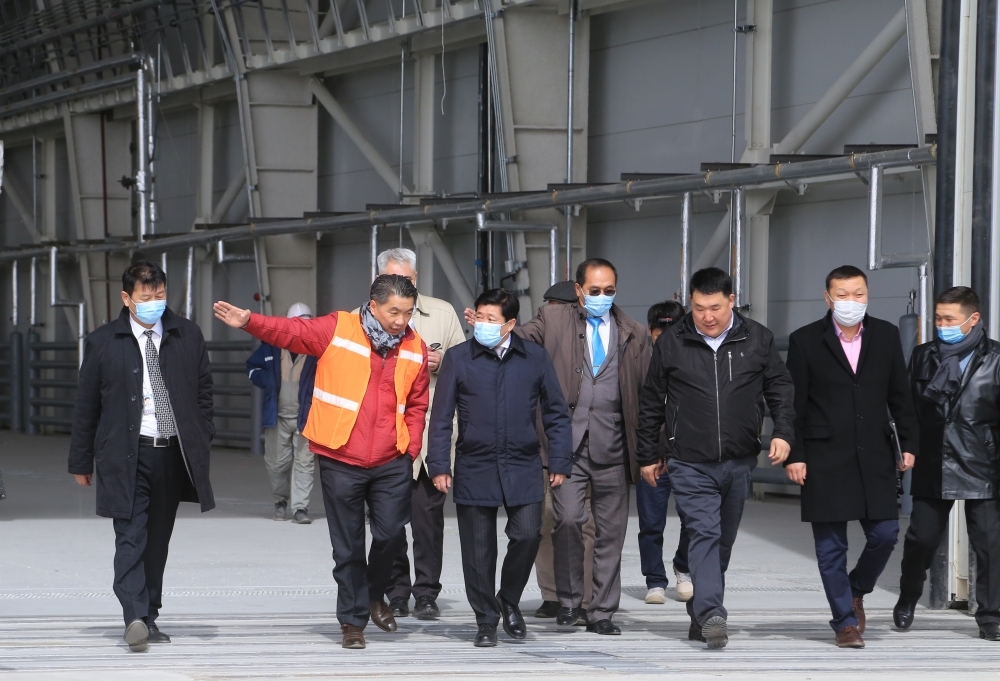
left=0, top=432, right=994, bottom=680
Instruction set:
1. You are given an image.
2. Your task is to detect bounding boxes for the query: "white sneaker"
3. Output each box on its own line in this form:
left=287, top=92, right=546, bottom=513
left=674, top=567, right=694, bottom=602
left=645, top=587, right=666, bottom=604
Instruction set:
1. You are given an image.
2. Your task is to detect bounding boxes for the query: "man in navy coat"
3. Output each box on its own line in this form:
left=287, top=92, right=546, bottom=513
left=427, top=288, right=572, bottom=648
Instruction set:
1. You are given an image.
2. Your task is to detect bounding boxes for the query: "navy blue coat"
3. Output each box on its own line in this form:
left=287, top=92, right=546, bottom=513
left=427, top=333, right=573, bottom=507
left=297, top=355, right=317, bottom=433
left=246, top=342, right=281, bottom=429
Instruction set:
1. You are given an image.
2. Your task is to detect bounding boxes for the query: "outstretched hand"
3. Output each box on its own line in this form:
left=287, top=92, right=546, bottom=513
left=214, top=301, right=252, bottom=329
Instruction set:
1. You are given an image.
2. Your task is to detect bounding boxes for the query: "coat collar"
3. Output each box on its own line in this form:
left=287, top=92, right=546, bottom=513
left=470, top=329, right=526, bottom=360
left=677, top=310, right=748, bottom=347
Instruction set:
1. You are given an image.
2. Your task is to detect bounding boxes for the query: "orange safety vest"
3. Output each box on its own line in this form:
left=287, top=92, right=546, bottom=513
left=303, top=312, right=425, bottom=453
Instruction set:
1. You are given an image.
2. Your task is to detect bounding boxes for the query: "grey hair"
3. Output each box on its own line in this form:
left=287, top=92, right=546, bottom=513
left=377, top=248, right=417, bottom=275
left=370, top=274, right=418, bottom=304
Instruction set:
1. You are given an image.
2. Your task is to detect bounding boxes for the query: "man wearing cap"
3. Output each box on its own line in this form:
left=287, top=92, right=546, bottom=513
left=247, top=302, right=317, bottom=524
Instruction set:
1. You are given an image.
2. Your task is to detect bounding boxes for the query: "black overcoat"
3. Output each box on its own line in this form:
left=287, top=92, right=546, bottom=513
left=910, top=333, right=1000, bottom=500
left=68, top=307, right=215, bottom=519
left=786, top=313, right=919, bottom=522
left=426, top=333, right=573, bottom=507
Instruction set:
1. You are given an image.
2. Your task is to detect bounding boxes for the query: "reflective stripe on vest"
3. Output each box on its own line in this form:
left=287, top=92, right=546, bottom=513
left=302, top=312, right=424, bottom=454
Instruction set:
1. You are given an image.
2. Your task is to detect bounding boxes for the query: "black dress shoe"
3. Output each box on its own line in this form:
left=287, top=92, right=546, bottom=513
left=146, top=623, right=171, bottom=643
left=474, top=623, right=498, bottom=647
left=893, top=596, right=917, bottom=630
left=389, top=596, right=410, bottom=618
left=413, top=595, right=440, bottom=620
left=688, top=620, right=705, bottom=642
left=586, top=619, right=621, bottom=636
left=556, top=606, right=586, bottom=626
left=497, top=593, right=526, bottom=639
left=980, top=622, right=1000, bottom=641
left=534, top=600, right=561, bottom=618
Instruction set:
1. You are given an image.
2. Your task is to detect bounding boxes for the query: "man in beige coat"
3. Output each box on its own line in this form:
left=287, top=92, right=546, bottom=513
left=377, top=249, right=466, bottom=620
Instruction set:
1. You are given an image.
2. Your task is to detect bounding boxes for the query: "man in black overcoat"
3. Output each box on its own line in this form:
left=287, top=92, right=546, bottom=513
left=895, top=286, right=1000, bottom=641
left=785, top=265, right=918, bottom=648
left=69, top=261, right=215, bottom=652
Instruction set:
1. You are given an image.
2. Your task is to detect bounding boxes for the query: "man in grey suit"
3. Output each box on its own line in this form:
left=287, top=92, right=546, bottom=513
left=514, top=259, right=650, bottom=635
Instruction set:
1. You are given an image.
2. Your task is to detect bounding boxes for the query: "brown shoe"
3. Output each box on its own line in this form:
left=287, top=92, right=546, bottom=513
left=370, top=600, right=398, bottom=633
left=836, top=624, right=865, bottom=648
left=341, top=624, right=366, bottom=649
left=852, top=596, right=866, bottom=634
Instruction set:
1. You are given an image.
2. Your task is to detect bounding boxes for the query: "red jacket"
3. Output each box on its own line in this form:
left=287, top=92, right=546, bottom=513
left=243, top=312, right=429, bottom=468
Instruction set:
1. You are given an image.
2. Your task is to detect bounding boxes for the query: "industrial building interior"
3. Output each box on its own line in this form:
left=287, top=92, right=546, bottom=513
left=1, top=0, right=998, bottom=677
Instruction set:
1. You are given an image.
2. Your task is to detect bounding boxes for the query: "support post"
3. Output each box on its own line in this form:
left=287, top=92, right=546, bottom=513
left=681, top=192, right=692, bottom=304
left=371, top=224, right=380, bottom=282
left=731, top=188, right=745, bottom=308
left=9, top=331, right=22, bottom=432
left=49, top=247, right=86, bottom=368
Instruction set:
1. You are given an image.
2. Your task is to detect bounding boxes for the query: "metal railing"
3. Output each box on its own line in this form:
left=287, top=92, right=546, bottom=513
left=205, top=339, right=263, bottom=454
left=25, top=334, right=78, bottom=433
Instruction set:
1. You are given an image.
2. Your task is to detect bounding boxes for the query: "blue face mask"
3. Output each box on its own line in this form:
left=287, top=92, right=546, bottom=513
left=584, top=294, right=615, bottom=318
left=937, top=317, right=973, bottom=344
left=130, top=297, right=166, bottom=326
left=474, top=321, right=505, bottom=349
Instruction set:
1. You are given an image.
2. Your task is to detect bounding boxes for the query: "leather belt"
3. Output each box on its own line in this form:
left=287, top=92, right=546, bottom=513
left=138, top=435, right=178, bottom=448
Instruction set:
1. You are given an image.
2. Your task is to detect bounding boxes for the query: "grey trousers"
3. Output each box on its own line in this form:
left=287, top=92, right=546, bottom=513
left=668, top=456, right=756, bottom=626
left=536, top=471, right=595, bottom=605
left=265, top=416, right=315, bottom=511
left=552, top=440, right=629, bottom=622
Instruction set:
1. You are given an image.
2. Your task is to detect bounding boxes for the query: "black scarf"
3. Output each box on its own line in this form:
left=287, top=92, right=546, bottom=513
left=924, top=322, right=985, bottom=400
left=359, top=302, right=405, bottom=357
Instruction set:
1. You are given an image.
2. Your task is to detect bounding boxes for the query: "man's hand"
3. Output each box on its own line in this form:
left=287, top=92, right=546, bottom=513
left=213, top=301, right=252, bottom=329
left=427, top=349, right=442, bottom=372
left=549, top=473, right=566, bottom=488
left=768, top=437, right=791, bottom=465
left=463, top=308, right=476, bottom=328
left=640, top=460, right=667, bottom=487
left=73, top=474, right=92, bottom=487
left=432, top=473, right=452, bottom=494
left=898, top=452, right=915, bottom=472
left=786, top=462, right=806, bottom=486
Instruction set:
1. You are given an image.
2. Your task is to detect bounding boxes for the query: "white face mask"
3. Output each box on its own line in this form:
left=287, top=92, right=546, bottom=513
left=832, top=300, right=867, bottom=327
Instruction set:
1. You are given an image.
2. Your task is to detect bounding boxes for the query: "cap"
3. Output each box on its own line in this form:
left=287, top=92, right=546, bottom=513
left=542, top=280, right=578, bottom=304
left=286, top=302, right=313, bottom=319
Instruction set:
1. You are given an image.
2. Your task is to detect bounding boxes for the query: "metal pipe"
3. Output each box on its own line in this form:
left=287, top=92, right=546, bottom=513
left=11, top=260, right=18, bottom=328
left=371, top=224, right=380, bottom=282
left=731, top=0, right=738, bottom=162
left=732, top=187, right=745, bottom=307
left=483, top=6, right=509, bottom=192
left=185, top=247, right=195, bottom=319
left=774, top=8, right=907, bottom=154
left=137, top=66, right=149, bottom=243
left=48, top=247, right=86, bottom=368
left=681, top=192, right=692, bottom=304
left=919, top=263, right=930, bottom=343
left=399, top=35, right=406, bottom=200
left=565, top=0, right=577, bottom=280
left=216, top=240, right=255, bottom=264
left=29, top=258, right=36, bottom=327
left=868, top=165, right=884, bottom=270
left=0, top=147, right=937, bottom=264
left=148, top=58, right=158, bottom=237
left=161, top=252, right=168, bottom=277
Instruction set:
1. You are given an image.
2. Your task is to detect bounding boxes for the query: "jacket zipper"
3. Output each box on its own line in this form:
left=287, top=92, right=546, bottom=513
left=728, top=350, right=732, bottom=381
left=713, top=351, right=722, bottom=461
left=368, top=355, right=385, bottom=467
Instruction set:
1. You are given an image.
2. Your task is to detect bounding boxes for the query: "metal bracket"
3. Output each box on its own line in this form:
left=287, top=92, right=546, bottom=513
left=624, top=198, right=642, bottom=211
left=735, top=24, right=756, bottom=33
left=783, top=180, right=808, bottom=195
left=504, top=259, right=528, bottom=274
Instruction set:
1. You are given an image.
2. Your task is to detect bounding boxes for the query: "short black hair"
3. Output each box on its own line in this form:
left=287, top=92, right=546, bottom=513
left=575, top=258, right=618, bottom=286
left=647, top=300, right=685, bottom=332
left=370, top=274, right=418, bottom=304
left=122, top=260, right=167, bottom=296
left=936, top=286, right=980, bottom=315
left=475, top=288, right=520, bottom=322
left=690, top=267, right=732, bottom=297
left=825, top=265, right=868, bottom=291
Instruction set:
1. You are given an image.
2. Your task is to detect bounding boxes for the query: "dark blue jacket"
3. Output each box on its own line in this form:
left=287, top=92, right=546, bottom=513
left=427, top=333, right=573, bottom=507
left=246, top=343, right=281, bottom=429
left=297, top=355, right=318, bottom=433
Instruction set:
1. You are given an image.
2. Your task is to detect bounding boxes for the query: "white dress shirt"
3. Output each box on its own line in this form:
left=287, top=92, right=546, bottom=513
left=495, top=333, right=512, bottom=359
left=585, top=311, right=612, bottom=366
left=698, top=313, right=735, bottom=354
left=129, top=315, right=166, bottom=437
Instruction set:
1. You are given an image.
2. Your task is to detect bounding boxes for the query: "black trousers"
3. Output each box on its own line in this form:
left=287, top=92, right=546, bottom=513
left=318, top=454, right=412, bottom=628
left=112, top=442, right=186, bottom=626
left=456, top=502, right=542, bottom=626
left=387, top=467, right=447, bottom=601
left=899, top=496, right=1000, bottom=625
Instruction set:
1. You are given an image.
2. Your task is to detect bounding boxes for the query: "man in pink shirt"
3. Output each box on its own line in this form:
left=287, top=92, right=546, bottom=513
left=784, top=265, right=919, bottom=649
